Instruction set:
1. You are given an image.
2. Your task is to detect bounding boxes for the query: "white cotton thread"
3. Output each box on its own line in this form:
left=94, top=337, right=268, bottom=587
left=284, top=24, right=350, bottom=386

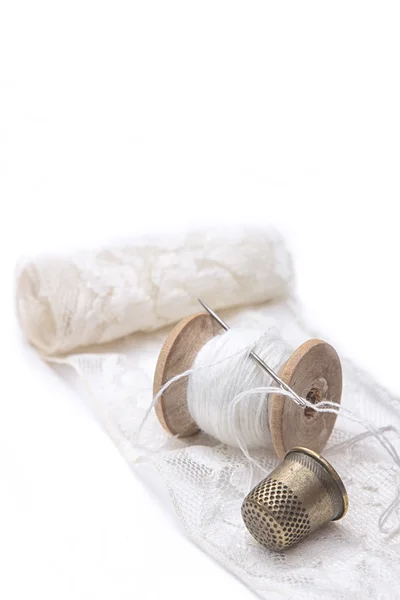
left=137, top=334, right=270, bottom=441
left=187, top=328, right=292, bottom=449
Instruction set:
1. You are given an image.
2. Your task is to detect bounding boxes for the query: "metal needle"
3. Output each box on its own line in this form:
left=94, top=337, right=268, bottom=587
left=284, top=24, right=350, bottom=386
left=197, top=298, right=306, bottom=408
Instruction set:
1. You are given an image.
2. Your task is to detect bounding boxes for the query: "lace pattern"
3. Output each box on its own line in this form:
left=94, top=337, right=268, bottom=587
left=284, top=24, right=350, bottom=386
left=16, top=228, right=400, bottom=599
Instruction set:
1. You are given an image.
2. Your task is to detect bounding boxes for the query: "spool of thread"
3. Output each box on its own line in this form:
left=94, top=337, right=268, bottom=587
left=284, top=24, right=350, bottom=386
left=241, top=447, right=348, bottom=550
left=153, top=313, right=343, bottom=458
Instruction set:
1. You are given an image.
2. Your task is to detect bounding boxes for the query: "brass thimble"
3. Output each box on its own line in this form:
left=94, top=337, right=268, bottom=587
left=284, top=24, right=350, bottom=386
left=241, top=447, right=348, bottom=551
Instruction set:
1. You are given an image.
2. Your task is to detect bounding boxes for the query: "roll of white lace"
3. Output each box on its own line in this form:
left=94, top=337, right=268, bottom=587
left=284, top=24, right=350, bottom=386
left=16, top=226, right=292, bottom=355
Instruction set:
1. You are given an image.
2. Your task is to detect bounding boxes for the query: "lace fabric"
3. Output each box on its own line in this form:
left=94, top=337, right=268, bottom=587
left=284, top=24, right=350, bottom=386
left=16, top=227, right=400, bottom=599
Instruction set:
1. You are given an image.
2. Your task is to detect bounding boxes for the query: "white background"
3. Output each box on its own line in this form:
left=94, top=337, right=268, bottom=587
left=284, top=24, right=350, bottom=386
left=1, top=2, right=400, bottom=598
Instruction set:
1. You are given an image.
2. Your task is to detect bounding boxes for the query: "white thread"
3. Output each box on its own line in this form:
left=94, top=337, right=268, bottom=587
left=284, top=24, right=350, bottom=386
left=138, top=331, right=272, bottom=440
left=187, top=328, right=291, bottom=448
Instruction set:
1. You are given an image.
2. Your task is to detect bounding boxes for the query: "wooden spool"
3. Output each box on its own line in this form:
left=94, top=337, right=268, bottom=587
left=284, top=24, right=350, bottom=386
left=154, top=313, right=342, bottom=458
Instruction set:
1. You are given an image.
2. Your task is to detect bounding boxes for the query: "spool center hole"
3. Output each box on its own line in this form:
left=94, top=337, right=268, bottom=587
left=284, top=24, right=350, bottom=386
left=304, top=387, right=322, bottom=418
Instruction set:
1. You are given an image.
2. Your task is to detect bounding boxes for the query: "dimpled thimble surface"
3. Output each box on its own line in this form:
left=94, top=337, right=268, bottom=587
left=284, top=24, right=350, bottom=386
left=241, top=447, right=348, bottom=551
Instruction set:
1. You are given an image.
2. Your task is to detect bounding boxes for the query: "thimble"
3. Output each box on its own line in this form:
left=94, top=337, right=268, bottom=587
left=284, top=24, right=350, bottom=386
left=241, top=447, right=348, bottom=551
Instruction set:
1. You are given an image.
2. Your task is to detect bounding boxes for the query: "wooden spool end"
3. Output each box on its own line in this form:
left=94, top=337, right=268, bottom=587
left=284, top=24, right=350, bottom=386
left=154, top=314, right=342, bottom=457
left=154, top=313, right=221, bottom=436
left=269, top=339, right=342, bottom=459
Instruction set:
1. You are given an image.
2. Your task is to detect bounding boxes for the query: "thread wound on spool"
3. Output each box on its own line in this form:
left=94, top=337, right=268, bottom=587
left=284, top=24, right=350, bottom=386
left=188, top=328, right=291, bottom=448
